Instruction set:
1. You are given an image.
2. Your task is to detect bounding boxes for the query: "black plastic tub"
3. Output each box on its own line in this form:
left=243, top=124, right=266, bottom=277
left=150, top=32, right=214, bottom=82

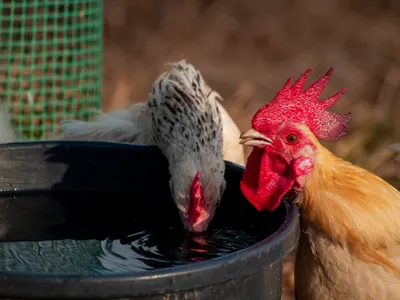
left=0, top=141, right=299, bottom=300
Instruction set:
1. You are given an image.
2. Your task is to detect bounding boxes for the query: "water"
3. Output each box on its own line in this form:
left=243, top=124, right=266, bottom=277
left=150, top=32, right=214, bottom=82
left=0, top=227, right=262, bottom=275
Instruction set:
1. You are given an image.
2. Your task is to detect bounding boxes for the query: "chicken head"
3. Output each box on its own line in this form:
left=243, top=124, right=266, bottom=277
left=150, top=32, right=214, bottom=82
left=240, top=68, right=351, bottom=212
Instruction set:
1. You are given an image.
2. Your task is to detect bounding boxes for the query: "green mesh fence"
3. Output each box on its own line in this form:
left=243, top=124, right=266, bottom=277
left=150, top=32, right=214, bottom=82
left=0, top=0, right=103, bottom=141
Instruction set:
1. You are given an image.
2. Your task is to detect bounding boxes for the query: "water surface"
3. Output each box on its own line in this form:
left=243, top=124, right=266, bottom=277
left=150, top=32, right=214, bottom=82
left=0, top=227, right=263, bottom=275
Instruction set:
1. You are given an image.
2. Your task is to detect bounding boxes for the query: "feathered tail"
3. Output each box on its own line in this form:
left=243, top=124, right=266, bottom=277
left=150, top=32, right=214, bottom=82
left=60, top=102, right=153, bottom=145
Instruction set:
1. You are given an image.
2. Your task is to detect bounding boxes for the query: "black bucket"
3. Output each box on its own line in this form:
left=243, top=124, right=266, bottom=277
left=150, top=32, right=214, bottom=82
left=0, top=141, right=299, bottom=300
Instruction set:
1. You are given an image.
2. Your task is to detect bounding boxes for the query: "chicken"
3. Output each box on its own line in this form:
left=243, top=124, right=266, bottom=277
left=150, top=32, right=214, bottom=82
left=239, top=68, right=400, bottom=300
left=60, top=60, right=245, bottom=232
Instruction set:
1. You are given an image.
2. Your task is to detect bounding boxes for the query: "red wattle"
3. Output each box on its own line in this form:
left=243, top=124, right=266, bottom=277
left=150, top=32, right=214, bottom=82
left=187, top=171, right=204, bottom=226
left=240, top=147, right=295, bottom=212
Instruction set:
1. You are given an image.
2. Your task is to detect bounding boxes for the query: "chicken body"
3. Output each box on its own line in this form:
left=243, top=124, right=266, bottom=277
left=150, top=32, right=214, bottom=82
left=61, top=61, right=244, bottom=232
left=239, top=68, right=400, bottom=299
left=296, top=220, right=400, bottom=300
left=60, top=65, right=244, bottom=166
left=295, top=134, right=400, bottom=300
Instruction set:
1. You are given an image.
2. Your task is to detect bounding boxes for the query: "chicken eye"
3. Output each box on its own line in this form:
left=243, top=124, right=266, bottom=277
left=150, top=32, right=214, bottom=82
left=286, top=133, right=299, bottom=144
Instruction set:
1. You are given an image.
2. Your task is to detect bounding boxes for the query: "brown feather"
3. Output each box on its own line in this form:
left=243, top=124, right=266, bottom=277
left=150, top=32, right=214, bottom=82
left=298, top=127, right=400, bottom=277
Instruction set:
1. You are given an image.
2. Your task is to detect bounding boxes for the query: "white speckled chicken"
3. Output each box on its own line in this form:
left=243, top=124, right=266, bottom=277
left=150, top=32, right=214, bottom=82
left=60, top=61, right=245, bottom=232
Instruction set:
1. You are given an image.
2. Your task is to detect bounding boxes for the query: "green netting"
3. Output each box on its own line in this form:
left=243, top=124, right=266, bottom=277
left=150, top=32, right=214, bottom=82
left=0, top=0, right=103, bottom=141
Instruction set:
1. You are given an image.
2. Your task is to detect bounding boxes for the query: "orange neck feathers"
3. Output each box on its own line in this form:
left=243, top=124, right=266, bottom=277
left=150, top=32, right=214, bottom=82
left=299, top=141, right=400, bottom=276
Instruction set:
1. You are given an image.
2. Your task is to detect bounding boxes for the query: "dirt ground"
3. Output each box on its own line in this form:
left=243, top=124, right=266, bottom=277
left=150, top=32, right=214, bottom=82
left=102, top=1, right=400, bottom=298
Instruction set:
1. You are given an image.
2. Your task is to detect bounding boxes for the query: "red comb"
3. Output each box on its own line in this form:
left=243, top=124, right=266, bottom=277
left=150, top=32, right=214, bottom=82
left=252, top=68, right=351, bottom=141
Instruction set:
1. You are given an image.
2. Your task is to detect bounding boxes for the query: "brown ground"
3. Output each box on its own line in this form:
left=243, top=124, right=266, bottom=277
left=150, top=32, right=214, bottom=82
left=103, top=1, right=400, bottom=299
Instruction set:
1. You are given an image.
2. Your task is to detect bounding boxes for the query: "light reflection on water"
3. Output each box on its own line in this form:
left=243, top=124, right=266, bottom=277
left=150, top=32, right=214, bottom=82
left=0, top=227, right=262, bottom=275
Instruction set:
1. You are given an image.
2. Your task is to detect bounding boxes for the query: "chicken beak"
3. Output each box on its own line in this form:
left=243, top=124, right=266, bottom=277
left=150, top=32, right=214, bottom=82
left=240, top=128, right=273, bottom=148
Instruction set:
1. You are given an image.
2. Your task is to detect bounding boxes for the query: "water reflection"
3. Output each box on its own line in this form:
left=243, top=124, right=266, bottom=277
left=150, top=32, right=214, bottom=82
left=0, top=227, right=262, bottom=275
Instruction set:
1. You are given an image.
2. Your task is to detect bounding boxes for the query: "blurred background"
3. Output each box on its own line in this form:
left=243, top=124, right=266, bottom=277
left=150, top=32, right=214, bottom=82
left=103, top=1, right=400, bottom=298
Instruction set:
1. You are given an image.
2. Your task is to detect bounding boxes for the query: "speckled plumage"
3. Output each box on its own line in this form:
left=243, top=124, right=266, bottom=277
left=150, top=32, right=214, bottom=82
left=60, top=60, right=243, bottom=232
left=148, top=61, right=223, bottom=164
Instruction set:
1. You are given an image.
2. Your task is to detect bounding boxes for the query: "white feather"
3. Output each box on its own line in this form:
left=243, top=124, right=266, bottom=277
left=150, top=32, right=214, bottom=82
left=60, top=102, right=153, bottom=145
